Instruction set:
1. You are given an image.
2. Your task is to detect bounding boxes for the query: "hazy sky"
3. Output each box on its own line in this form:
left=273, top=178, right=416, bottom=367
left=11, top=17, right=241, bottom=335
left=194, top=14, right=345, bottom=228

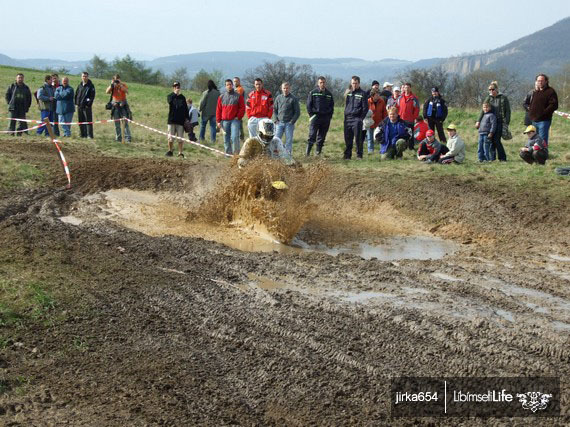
left=1, top=0, right=568, bottom=61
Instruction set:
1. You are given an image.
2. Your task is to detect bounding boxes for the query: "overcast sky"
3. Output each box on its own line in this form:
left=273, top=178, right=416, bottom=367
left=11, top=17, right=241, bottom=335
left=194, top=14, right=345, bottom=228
left=1, top=0, right=568, bottom=61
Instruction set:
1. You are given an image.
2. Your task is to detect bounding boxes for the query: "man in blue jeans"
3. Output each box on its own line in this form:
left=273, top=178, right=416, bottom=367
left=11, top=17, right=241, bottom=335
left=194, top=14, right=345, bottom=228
left=528, top=74, right=558, bottom=145
left=216, top=79, right=245, bottom=154
left=273, top=82, right=300, bottom=155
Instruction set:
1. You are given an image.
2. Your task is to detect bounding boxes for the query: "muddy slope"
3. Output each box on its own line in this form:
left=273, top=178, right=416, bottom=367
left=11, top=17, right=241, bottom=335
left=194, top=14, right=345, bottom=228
left=0, top=142, right=568, bottom=425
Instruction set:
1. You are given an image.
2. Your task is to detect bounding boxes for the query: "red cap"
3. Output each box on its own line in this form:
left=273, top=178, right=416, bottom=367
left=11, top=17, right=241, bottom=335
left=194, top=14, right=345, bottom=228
left=426, top=130, right=435, bottom=137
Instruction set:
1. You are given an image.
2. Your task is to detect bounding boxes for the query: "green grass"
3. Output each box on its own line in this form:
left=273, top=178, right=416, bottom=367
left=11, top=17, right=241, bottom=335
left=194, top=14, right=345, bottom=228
left=1, top=64, right=569, bottom=199
left=0, top=279, right=57, bottom=327
left=0, top=156, right=44, bottom=190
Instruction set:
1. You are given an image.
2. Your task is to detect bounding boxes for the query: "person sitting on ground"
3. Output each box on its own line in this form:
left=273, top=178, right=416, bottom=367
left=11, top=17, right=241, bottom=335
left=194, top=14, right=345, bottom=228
left=374, top=107, right=412, bottom=160
left=477, top=102, right=497, bottom=162
left=238, top=118, right=291, bottom=168
left=439, top=124, right=465, bottom=164
left=519, top=125, right=548, bottom=165
left=413, top=115, right=429, bottom=149
left=417, top=129, right=449, bottom=163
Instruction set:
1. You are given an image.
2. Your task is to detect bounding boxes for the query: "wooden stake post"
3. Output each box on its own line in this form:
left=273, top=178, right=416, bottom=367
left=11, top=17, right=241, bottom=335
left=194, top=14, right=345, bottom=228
left=43, top=117, right=55, bottom=140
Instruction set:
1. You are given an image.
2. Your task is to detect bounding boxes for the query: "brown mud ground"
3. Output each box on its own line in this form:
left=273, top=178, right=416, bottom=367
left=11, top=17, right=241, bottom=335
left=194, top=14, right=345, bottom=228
left=0, top=141, right=569, bottom=426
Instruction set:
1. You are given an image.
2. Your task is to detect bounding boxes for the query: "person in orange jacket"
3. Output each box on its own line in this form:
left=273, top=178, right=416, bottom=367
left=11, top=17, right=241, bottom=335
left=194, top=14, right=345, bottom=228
left=365, top=88, right=387, bottom=153
left=413, top=115, right=429, bottom=151
left=397, top=82, right=420, bottom=127
left=246, top=78, right=273, bottom=137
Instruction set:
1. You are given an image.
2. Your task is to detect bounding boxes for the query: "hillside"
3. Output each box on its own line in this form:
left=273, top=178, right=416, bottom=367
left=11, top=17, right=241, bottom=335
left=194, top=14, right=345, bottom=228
left=437, top=17, right=570, bottom=77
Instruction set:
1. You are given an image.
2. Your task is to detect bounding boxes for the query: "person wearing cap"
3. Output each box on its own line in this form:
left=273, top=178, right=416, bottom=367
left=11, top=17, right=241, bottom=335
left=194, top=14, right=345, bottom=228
left=422, top=87, right=448, bottom=143
left=396, top=82, right=420, bottom=127
left=386, top=86, right=400, bottom=111
left=380, top=82, right=393, bottom=104
left=520, top=125, right=548, bottom=165
left=417, top=129, right=449, bottom=163
left=166, top=82, right=189, bottom=157
left=374, top=107, right=412, bottom=160
left=439, top=124, right=465, bottom=164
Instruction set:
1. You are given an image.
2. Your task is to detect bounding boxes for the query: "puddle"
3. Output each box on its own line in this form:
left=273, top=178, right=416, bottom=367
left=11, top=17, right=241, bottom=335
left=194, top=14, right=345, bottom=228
left=431, top=273, right=463, bottom=282
left=247, top=273, right=288, bottom=291
left=61, top=189, right=457, bottom=262
left=59, top=215, right=83, bottom=225
left=549, top=254, right=570, bottom=262
left=343, top=291, right=395, bottom=303
left=551, top=321, right=570, bottom=332
left=494, top=309, right=515, bottom=322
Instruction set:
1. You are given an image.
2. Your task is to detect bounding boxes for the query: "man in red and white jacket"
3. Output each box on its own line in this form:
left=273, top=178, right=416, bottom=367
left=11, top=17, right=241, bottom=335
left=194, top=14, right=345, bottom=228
left=397, top=82, right=420, bottom=127
left=246, top=78, right=273, bottom=137
left=217, top=79, right=245, bottom=155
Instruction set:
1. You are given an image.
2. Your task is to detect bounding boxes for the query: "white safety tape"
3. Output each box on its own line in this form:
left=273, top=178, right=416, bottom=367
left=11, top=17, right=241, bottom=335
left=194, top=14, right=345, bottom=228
left=124, top=118, right=233, bottom=158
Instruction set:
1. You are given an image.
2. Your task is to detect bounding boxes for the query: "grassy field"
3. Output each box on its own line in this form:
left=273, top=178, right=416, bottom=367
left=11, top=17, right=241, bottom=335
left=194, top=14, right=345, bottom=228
left=1, top=64, right=569, bottom=199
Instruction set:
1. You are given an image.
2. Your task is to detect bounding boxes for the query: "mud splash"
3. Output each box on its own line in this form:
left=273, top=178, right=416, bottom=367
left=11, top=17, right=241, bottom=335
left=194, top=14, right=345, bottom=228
left=192, top=158, right=329, bottom=243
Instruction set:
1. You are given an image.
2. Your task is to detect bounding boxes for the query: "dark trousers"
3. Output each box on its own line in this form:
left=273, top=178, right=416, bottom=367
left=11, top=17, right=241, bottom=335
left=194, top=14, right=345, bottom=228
left=187, top=124, right=197, bottom=142
left=308, top=115, right=331, bottom=151
left=343, top=117, right=364, bottom=159
left=492, top=121, right=507, bottom=161
left=8, top=110, right=27, bottom=135
left=427, top=118, right=446, bottom=143
left=78, top=107, right=93, bottom=138
left=520, top=149, right=547, bottom=165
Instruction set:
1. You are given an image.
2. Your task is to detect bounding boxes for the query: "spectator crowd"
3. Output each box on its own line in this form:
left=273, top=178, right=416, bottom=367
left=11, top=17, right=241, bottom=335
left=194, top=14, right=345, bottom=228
left=4, top=71, right=559, bottom=165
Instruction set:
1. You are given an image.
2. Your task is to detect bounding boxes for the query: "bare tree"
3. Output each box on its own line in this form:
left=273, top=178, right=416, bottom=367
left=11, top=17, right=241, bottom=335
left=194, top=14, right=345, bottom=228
left=168, top=67, right=191, bottom=89
left=243, top=60, right=317, bottom=100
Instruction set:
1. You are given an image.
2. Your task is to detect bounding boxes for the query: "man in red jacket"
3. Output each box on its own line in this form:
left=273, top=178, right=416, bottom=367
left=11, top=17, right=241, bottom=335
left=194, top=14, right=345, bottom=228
left=397, top=82, right=420, bottom=127
left=217, top=79, right=245, bottom=155
left=246, top=78, right=273, bottom=138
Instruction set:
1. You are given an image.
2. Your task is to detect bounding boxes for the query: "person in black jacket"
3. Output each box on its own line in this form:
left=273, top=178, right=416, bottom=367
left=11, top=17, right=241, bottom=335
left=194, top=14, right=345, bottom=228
left=166, top=82, right=189, bottom=158
left=75, top=72, right=96, bottom=138
left=306, top=76, right=334, bottom=156
left=422, top=87, right=448, bottom=143
left=343, top=76, right=368, bottom=159
left=4, top=73, right=32, bottom=136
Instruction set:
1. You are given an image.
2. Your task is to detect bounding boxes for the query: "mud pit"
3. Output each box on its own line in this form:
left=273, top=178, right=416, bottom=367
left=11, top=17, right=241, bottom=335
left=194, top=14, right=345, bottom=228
left=0, top=144, right=569, bottom=425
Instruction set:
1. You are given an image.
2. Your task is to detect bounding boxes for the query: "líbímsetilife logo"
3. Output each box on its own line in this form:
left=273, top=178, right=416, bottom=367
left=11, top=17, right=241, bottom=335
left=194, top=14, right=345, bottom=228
left=516, top=392, right=553, bottom=413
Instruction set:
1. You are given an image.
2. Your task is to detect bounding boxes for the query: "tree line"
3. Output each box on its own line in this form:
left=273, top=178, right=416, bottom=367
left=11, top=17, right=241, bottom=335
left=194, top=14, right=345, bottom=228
left=78, top=55, right=569, bottom=110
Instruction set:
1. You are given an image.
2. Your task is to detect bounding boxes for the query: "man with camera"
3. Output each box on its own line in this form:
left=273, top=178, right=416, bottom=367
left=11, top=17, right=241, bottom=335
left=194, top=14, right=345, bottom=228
left=105, top=74, right=131, bottom=142
left=75, top=72, right=96, bottom=139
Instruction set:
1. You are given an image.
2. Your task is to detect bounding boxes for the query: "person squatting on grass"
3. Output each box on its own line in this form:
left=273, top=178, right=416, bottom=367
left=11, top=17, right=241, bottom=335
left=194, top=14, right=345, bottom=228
left=306, top=76, right=334, bottom=156
left=216, top=79, right=245, bottom=155
left=439, top=124, right=465, bottom=164
left=106, top=74, right=132, bottom=143
left=166, top=82, right=189, bottom=158
left=75, top=72, right=96, bottom=139
left=477, top=102, right=497, bottom=162
left=374, top=107, right=413, bottom=160
left=519, top=125, right=548, bottom=165
left=246, top=78, right=273, bottom=138
left=343, top=76, right=369, bottom=159
left=5, top=73, right=32, bottom=136
left=273, top=82, right=301, bottom=155
left=54, top=77, right=75, bottom=137
left=417, top=129, right=449, bottom=163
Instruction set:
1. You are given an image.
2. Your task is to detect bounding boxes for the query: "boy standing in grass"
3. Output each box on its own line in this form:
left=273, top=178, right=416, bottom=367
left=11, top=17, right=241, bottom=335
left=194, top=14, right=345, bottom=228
left=477, top=102, right=496, bottom=162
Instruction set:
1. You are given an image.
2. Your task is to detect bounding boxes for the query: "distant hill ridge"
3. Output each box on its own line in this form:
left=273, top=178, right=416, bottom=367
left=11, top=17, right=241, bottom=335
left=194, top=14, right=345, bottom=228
left=1, top=17, right=568, bottom=81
